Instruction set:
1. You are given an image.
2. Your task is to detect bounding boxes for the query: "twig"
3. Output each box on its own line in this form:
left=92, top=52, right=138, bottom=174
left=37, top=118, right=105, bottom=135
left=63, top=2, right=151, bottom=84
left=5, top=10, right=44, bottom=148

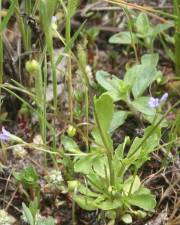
left=5, top=186, right=19, bottom=211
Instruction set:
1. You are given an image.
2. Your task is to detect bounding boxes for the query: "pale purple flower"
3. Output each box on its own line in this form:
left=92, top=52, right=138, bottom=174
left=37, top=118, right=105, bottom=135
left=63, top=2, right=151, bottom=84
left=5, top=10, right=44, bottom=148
left=148, top=92, right=168, bottom=109
left=0, top=127, right=11, bottom=141
left=0, top=127, right=24, bottom=143
left=51, top=16, right=57, bottom=23
left=160, top=92, right=168, bottom=103
left=148, top=97, right=159, bottom=108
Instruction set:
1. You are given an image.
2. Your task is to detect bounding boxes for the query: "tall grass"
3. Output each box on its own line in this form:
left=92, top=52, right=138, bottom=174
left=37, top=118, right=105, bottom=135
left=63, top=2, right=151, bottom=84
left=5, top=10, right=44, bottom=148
left=0, top=0, right=3, bottom=88
left=14, top=1, right=30, bottom=51
left=173, top=0, right=180, bottom=76
left=40, top=0, right=58, bottom=114
left=65, top=0, right=79, bottom=122
left=0, top=0, right=17, bottom=113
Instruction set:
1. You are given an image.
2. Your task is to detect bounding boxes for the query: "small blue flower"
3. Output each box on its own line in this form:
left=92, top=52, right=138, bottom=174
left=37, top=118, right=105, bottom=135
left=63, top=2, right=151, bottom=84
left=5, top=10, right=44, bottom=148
left=0, top=127, right=24, bottom=143
left=149, top=92, right=168, bottom=109
left=0, top=127, right=11, bottom=141
left=148, top=97, right=159, bottom=108
left=160, top=92, right=168, bottom=103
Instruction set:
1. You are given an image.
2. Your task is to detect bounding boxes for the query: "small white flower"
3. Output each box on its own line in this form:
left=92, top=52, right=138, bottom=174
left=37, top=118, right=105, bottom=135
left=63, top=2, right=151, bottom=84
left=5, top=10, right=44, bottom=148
left=51, top=16, right=57, bottom=23
left=0, top=210, right=16, bottom=225
left=33, top=134, right=43, bottom=145
left=13, top=146, right=27, bottom=159
left=47, top=170, right=63, bottom=184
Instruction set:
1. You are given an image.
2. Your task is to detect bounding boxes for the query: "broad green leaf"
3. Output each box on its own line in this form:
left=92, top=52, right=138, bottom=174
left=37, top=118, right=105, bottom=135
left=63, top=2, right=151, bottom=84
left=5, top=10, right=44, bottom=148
left=61, top=135, right=81, bottom=153
left=96, top=70, right=121, bottom=101
left=109, top=32, right=138, bottom=45
left=124, top=65, right=140, bottom=87
left=96, top=70, right=116, bottom=91
left=75, top=195, right=98, bottom=211
left=135, top=13, right=150, bottom=36
left=115, top=136, right=130, bottom=159
left=141, top=53, right=159, bottom=67
left=37, top=217, right=55, bottom=225
left=91, top=128, right=103, bottom=145
left=87, top=172, right=107, bottom=193
left=135, top=210, right=147, bottom=218
left=78, top=184, right=100, bottom=198
left=127, top=125, right=161, bottom=159
left=68, top=181, right=99, bottom=197
left=22, top=203, right=34, bottom=225
left=143, top=126, right=161, bottom=152
left=94, top=94, right=114, bottom=152
left=123, top=176, right=141, bottom=195
left=92, top=156, right=108, bottom=177
left=137, top=187, right=151, bottom=195
left=131, top=97, right=156, bottom=116
left=94, top=94, right=113, bottom=133
left=97, top=198, right=122, bottom=210
left=144, top=114, right=168, bottom=127
left=29, top=197, right=39, bottom=220
left=128, top=194, right=156, bottom=211
left=109, top=111, right=128, bottom=133
left=132, top=65, right=156, bottom=98
left=124, top=54, right=158, bottom=98
left=151, top=22, right=173, bottom=37
left=121, top=214, right=132, bottom=224
left=127, top=136, right=142, bottom=158
left=74, top=155, right=103, bottom=174
left=68, top=180, right=79, bottom=191
left=74, top=155, right=93, bottom=174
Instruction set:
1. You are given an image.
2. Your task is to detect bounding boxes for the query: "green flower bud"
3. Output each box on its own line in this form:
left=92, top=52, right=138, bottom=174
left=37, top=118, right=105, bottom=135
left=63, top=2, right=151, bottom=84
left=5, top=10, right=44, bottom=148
left=25, top=60, right=40, bottom=74
left=67, top=125, right=76, bottom=137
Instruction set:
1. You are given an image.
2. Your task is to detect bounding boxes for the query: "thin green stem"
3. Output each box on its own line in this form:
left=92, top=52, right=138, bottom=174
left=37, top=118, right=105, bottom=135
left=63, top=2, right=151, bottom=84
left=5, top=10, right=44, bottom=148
left=14, top=2, right=28, bottom=51
left=0, top=0, right=3, bottom=89
left=66, top=15, right=73, bottom=122
left=123, top=7, right=139, bottom=63
left=25, top=0, right=32, bottom=50
left=85, top=86, right=89, bottom=150
left=174, top=0, right=180, bottom=76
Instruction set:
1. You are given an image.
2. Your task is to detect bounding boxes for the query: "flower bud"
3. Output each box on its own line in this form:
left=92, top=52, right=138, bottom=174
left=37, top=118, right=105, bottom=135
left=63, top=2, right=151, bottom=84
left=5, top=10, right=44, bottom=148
left=25, top=60, right=40, bottom=74
left=67, top=125, right=76, bottom=137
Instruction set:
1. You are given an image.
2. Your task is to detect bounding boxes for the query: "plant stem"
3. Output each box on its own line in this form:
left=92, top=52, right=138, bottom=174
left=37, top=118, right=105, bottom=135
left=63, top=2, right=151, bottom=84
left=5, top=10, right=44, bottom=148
left=123, top=7, right=139, bottom=63
left=174, top=0, right=180, bottom=76
left=85, top=86, right=89, bottom=150
left=25, top=0, right=32, bottom=50
left=0, top=0, right=3, bottom=98
left=66, top=13, right=73, bottom=122
left=15, top=1, right=29, bottom=51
